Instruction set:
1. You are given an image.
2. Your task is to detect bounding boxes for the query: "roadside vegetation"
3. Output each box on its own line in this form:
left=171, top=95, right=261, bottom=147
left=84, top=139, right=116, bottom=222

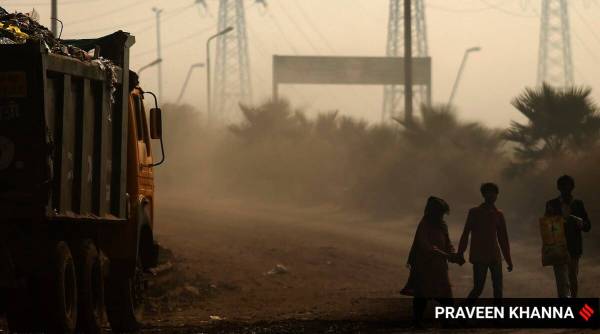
left=157, top=84, right=600, bottom=228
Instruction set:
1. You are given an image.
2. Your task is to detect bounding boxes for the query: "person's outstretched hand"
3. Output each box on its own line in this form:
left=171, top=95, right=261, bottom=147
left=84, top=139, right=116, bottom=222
left=454, top=254, right=466, bottom=266
left=432, top=246, right=449, bottom=258
left=446, top=253, right=466, bottom=265
left=507, top=263, right=514, bottom=272
left=457, top=254, right=466, bottom=266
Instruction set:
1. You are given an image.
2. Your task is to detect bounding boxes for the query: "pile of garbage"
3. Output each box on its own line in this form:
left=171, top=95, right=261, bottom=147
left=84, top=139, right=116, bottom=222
left=0, top=6, right=118, bottom=99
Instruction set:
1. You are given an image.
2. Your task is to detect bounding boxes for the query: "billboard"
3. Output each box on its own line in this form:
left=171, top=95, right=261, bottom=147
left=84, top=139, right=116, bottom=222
left=273, top=55, right=431, bottom=86
left=272, top=55, right=432, bottom=106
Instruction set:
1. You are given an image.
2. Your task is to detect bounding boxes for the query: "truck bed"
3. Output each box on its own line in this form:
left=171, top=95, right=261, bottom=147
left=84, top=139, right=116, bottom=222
left=0, top=31, right=134, bottom=223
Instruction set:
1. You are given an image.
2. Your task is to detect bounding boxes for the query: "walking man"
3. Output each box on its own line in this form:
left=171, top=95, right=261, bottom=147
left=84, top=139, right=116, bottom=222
left=458, top=183, right=513, bottom=300
left=545, top=175, right=591, bottom=298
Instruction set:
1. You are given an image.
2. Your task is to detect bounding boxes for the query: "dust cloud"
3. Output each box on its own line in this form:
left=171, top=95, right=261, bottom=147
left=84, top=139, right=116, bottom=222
left=150, top=98, right=600, bottom=321
left=156, top=99, right=600, bottom=222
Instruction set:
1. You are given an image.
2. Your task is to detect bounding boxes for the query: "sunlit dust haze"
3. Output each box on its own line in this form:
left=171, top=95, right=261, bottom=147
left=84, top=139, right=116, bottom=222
left=8, top=0, right=600, bottom=321
left=7, top=0, right=599, bottom=127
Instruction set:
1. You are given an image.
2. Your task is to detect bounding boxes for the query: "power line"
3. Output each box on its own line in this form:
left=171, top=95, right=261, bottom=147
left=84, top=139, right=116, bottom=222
left=480, top=0, right=538, bottom=18
left=266, top=12, right=299, bottom=54
left=64, top=0, right=148, bottom=26
left=427, top=2, right=492, bottom=13
left=2, top=0, right=102, bottom=6
left=248, top=6, right=322, bottom=104
left=245, top=14, right=312, bottom=102
left=572, top=3, right=600, bottom=47
left=133, top=25, right=215, bottom=58
left=270, top=3, right=350, bottom=113
left=246, top=22, right=270, bottom=57
left=572, top=29, right=599, bottom=61
left=244, top=25, right=272, bottom=95
left=66, top=3, right=195, bottom=38
left=66, top=16, right=151, bottom=36
left=291, top=0, right=336, bottom=54
left=353, top=0, right=383, bottom=24
left=292, top=0, right=371, bottom=112
left=273, top=0, right=321, bottom=54
left=246, top=12, right=340, bottom=110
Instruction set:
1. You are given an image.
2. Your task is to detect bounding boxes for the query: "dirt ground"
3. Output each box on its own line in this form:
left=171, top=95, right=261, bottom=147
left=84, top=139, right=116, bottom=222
left=141, top=190, right=600, bottom=333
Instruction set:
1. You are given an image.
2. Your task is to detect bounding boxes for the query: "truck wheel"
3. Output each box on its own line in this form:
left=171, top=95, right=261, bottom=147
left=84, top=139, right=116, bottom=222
left=76, top=240, right=104, bottom=334
left=105, top=260, right=144, bottom=332
left=47, top=241, right=78, bottom=333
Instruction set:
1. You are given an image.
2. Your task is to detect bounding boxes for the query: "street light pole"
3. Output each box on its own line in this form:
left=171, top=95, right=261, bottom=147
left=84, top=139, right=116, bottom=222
left=137, top=58, right=163, bottom=76
left=152, top=7, right=163, bottom=102
left=51, top=0, right=57, bottom=37
left=448, top=46, right=481, bottom=106
left=206, top=26, right=234, bottom=121
left=178, top=63, right=205, bottom=103
left=404, top=0, right=413, bottom=125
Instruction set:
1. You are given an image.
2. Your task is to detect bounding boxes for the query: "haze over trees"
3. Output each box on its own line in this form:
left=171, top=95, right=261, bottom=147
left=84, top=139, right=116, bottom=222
left=157, top=84, right=600, bottom=232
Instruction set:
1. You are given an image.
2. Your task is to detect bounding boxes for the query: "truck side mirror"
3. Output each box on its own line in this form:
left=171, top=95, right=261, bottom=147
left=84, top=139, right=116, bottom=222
left=149, top=108, right=162, bottom=139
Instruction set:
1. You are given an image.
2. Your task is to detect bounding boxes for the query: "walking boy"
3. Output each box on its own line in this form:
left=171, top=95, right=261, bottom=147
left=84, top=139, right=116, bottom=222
left=458, top=183, right=513, bottom=299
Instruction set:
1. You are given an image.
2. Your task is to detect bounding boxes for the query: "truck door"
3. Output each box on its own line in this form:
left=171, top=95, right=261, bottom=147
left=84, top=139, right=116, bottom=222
left=130, top=92, right=154, bottom=221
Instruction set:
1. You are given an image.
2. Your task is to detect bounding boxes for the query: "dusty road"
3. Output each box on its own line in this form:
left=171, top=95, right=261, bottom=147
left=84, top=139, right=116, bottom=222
left=143, top=191, right=600, bottom=333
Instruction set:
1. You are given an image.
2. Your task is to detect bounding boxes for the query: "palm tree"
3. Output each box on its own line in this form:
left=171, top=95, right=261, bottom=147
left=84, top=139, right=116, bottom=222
left=394, top=104, right=503, bottom=155
left=505, top=84, right=600, bottom=165
left=229, top=99, right=309, bottom=143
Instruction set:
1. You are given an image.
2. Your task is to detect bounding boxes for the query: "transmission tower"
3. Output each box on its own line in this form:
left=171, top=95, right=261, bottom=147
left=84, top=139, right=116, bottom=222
left=213, top=0, right=252, bottom=120
left=382, top=0, right=428, bottom=122
left=537, top=0, right=573, bottom=87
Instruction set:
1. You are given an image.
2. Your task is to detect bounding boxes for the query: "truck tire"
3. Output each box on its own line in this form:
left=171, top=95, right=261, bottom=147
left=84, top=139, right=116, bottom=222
left=47, top=241, right=78, bottom=333
left=105, top=260, right=144, bottom=332
left=76, top=240, right=104, bottom=334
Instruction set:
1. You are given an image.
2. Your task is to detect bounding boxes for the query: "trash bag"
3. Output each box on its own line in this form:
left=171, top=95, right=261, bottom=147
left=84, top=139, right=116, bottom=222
left=539, top=216, right=570, bottom=266
left=0, top=37, right=15, bottom=45
left=0, top=9, right=120, bottom=101
left=0, top=23, right=29, bottom=43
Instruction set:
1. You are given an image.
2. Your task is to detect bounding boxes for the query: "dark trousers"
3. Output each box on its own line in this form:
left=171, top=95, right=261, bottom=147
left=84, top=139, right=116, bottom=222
left=569, top=257, right=580, bottom=298
left=467, top=262, right=503, bottom=299
left=553, top=257, right=579, bottom=298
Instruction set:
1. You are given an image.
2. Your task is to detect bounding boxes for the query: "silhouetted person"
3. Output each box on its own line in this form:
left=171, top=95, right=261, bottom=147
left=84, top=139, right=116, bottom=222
left=402, top=196, right=463, bottom=328
left=545, top=175, right=591, bottom=298
left=458, top=183, right=512, bottom=300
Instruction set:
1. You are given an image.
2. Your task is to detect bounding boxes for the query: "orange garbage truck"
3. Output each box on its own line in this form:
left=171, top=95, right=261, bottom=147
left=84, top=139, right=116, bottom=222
left=0, top=30, right=164, bottom=333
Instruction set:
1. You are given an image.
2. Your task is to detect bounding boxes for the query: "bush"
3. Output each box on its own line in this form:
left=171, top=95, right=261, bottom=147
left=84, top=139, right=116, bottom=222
left=156, top=96, right=600, bottom=238
left=212, top=101, right=507, bottom=216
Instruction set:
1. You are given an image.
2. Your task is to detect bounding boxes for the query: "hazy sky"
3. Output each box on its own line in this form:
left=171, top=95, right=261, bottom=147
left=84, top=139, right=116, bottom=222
left=5, top=0, right=600, bottom=127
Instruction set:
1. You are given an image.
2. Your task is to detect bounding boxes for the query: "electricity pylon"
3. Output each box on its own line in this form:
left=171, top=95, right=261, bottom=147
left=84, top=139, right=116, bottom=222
left=213, top=0, right=252, bottom=121
left=537, top=0, right=573, bottom=87
left=382, top=0, right=428, bottom=122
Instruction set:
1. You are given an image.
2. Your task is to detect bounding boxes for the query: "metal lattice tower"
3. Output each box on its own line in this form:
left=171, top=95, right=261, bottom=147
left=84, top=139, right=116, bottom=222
left=382, top=0, right=428, bottom=122
left=214, top=0, right=252, bottom=120
left=537, top=0, right=573, bottom=87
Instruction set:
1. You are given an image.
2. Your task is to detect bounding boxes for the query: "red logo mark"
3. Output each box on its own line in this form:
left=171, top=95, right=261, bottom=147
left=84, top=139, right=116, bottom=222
left=579, top=304, right=594, bottom=321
